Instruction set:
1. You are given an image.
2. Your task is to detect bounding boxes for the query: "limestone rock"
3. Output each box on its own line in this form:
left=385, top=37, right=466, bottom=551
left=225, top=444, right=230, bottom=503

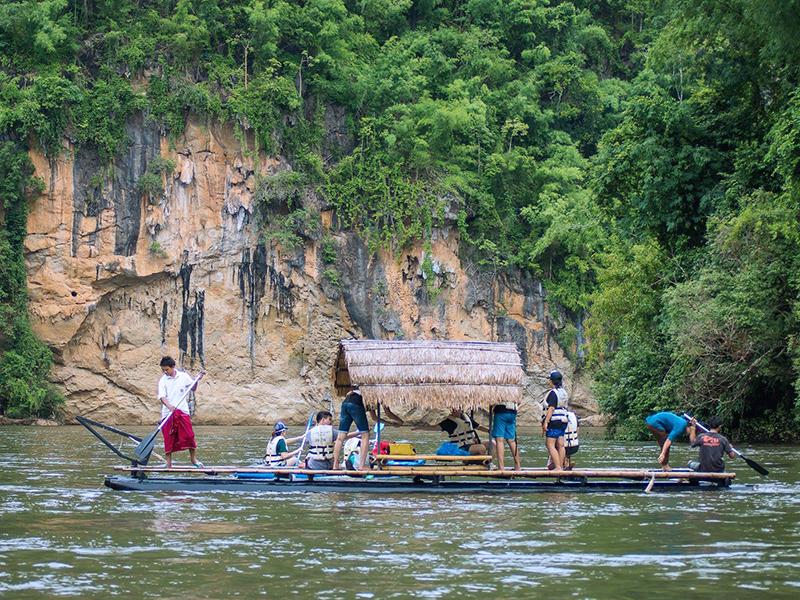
left=24, top=115, right=595, bottom=425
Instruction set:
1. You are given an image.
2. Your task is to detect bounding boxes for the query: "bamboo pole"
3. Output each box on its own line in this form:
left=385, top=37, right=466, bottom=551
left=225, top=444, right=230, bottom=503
left=114, top=465, right=735, bottom=481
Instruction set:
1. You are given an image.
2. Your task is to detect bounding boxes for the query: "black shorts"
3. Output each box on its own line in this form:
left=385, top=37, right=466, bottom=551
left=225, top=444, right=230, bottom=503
left=338, top=401, right=369, bottom=433
left=566, top=445, right=579, bottom=457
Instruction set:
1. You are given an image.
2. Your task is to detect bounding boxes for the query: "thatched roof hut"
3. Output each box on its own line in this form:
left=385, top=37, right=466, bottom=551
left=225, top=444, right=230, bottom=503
left=333, top=339, right=525, bottom=411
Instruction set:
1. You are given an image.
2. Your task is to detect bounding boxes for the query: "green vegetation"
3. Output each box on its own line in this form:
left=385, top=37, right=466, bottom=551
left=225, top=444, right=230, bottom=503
left=138, top=156, right=175, bottom=202
left=320, top=236, right=337, bottom=265
left=0, top=142, right=63, bottom=419
left=322, top=267, right=342, bottom=289
left=0, top=1, right=798, bottom=437
left=148, top=241, right=168, bottom=258
left=262, top=207, right=321, bottom=251
left=137, top=172, right=163, bottom=200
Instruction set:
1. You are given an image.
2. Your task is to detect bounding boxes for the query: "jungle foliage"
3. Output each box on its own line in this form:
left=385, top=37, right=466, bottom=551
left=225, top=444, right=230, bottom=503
left=0, top=1, right=798, bottom=437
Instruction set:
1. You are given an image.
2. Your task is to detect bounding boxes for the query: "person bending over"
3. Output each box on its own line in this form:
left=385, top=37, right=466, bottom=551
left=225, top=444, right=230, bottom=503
left=331, top=387, right=402, bottom=471
left=645, top=411, right=689, bottom=470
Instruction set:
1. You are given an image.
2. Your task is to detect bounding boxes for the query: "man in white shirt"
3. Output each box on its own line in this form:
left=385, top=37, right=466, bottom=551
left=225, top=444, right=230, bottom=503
left=158, top=356, right=201, bottom=468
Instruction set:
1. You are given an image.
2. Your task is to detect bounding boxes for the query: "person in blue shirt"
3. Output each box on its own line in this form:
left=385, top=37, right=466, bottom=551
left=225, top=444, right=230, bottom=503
left=645, top=411, right=689, bottom=470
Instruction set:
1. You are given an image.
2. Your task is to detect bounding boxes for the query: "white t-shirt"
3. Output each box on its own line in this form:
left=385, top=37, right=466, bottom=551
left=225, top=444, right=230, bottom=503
left=157, top=370, right=195, bottom=418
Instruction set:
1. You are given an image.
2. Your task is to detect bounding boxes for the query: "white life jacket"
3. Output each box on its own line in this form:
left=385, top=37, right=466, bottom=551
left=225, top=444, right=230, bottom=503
left=447, top=416, right=480, bottom=448
left=542, top=387, right=569, bottom=426
left=565, top=411, right=579, bottom=448
left=342, top=437, right=361, bottom=467
left=264, top=436, right=287, bottom=467
left=306, top=425, right=335, bottom=461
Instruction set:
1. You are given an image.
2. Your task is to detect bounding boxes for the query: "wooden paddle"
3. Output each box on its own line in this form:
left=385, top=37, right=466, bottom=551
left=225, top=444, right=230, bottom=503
left=294, top=412, right=316, bottom=465
left=134, top=370, right=205, bottom=464
left=682, top=413, right=769, bottom=476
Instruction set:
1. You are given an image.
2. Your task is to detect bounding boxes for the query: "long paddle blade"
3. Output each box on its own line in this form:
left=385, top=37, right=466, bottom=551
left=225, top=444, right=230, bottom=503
left=683, top=413, right=769, bottom=476
left=295, top=412, right=316, bottom=463
left=133, top=429, right=160, bottom=464
left=738, top=452, right=769, bottom=476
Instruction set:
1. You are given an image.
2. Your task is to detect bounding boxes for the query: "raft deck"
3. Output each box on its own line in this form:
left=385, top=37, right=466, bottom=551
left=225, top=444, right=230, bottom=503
left=106, top=465, right=736, bottom=493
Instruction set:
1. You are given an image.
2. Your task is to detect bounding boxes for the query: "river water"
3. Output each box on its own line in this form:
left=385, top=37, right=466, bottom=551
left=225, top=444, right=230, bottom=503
left=1, top=425, right=799, bottom=599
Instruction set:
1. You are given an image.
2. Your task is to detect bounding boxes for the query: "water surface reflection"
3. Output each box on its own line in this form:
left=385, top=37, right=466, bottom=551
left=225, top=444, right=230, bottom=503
left=1, top=425, right=798, bottom=598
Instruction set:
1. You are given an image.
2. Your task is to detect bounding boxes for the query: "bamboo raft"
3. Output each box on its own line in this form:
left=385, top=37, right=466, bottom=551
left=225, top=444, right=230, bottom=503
left=80, top=340, right=753, bottom=495
left=105, top=464, right=736, bottom=493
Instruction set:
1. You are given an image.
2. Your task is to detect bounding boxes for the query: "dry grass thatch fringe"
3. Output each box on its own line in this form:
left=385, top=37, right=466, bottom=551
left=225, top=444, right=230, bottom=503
left=348, top=365, right=522, bottom=385
left=362, top=384, right=522, bottom=412
left=334, top=339, right=525, bottom=410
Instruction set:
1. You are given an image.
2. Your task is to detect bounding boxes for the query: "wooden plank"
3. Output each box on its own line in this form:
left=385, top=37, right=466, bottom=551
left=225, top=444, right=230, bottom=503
left=374, top=454, right=491, bottom=463
left=378, top=465, right=489, bottom=472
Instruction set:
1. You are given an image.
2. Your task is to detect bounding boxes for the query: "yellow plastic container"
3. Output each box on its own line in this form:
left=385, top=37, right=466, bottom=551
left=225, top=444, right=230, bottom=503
left=388, top=443, right=416, bottom=455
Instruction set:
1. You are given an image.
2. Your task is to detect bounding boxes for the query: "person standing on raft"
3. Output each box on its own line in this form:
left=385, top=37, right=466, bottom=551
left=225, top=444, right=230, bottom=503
left=331, top=387, right=402, bottom=470
left=332, top=386, right=372, bottom=471
left=157, top=356, right=202, bottom=468
left=645, top=411, right=689, bottom=470
left=541, top=370, right=569, bottom=470
left=492, top=402, right=521, bottom=472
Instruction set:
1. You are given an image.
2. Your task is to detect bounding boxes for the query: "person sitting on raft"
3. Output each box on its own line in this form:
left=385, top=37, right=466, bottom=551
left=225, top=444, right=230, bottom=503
left=342, top=422, right=388, bottom=470
left=564, top=410, right=579, bottom=470
left=264, top=421, right=306, bottom=467
left=304, top=410, right=361, bottom=470
left=645, top=411, right=689, bottom=471
left=416, top=410, right=490, bottom=456
left=687, top=416, right=736, bottom=473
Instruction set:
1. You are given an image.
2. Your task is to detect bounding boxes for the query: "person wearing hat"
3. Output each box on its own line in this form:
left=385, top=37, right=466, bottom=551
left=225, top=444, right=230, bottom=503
left=264, top=421, right=306, bottom=467
left=542, top=370, right=570, bottom=470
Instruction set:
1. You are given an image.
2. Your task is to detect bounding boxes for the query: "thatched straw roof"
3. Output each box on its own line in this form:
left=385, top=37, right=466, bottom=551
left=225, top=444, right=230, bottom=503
left=333, top=339, right=524, bottom=411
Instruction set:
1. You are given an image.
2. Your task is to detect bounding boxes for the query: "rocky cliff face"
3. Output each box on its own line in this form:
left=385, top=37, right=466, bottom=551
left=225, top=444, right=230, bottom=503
left=24, top=115, right=595, bottom=425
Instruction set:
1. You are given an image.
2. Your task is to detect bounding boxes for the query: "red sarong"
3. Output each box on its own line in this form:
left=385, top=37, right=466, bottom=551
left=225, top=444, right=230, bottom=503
left=163, top=410, right=197, bottom=453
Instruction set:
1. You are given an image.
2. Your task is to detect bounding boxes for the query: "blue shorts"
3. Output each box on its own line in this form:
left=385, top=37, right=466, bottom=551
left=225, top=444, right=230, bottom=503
left=338, top=401, right=369, bottom=433
left=436, top=442, right=470, bottom=456
left=491, top=411, right=517, bottom=439
left=546, top=426, right=566, bottom=439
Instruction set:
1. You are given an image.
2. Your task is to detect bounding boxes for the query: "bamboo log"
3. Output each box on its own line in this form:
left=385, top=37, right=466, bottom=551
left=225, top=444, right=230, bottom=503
left=113, top=465, right=735, bottom=480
